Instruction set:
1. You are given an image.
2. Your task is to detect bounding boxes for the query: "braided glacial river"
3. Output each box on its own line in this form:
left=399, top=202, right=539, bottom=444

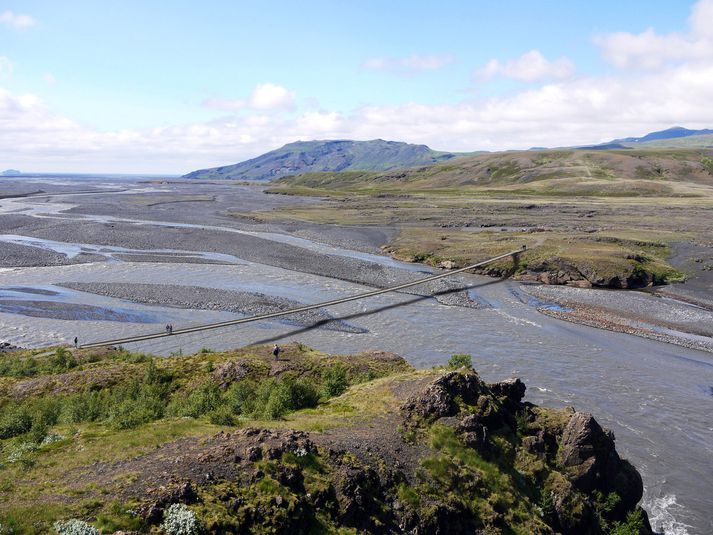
left=0, top=177, right=711, bottom=533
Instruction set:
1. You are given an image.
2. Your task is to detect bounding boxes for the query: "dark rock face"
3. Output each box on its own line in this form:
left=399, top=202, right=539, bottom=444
left=401, top=371, right=485, bottom=420
left=334, top=465, right=389, bottom=531
left=138, top=481, right=197, bottom=523
left=559, top=412, right=643, bottom=514
left=489, top=377, right=526, bottom=405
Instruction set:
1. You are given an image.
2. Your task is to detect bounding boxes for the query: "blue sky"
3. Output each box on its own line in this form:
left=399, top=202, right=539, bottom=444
left=1, top=0, right=712, bottom=173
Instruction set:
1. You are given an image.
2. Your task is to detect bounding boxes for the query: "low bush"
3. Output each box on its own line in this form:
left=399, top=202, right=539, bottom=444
left=168, top=382, right=222, bottom=418
left=0, top=404, right=33, bottom=439
left=161, top=503, right=203, bottom=535
left=321, top=364, right=349, bottom=398
left=448, top=354, right=473, bottom=370
left=52, top=519, right=100, bottom=535
left=610, top=509, right=645, bottom=535
left=108, top=380, right=169, bottom=430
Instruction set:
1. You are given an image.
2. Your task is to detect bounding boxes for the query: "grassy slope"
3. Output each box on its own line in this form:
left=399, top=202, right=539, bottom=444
left=258, top=148, right=713, bottom=287
left=0, top=345, right=646, bottom=534
left=271, top=148, right=713, bottom=194
left=0, top=344, right=411, bottom=532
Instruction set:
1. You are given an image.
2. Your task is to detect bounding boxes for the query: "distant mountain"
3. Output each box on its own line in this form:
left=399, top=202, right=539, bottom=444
left=615, top=126, right=713, bottom=143
left=570, top=127, right=713, bottom=150
left=183, top=139, right=467, bottom=181
left=1, top=169, right=21, bottom=176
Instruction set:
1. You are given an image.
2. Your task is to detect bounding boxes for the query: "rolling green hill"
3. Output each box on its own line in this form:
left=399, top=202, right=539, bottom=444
left=183, top=139, right=470, bottom=181
left=272, top=148, right=713, bottom=196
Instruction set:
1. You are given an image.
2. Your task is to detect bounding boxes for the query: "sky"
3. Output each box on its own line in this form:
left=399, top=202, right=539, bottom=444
left=1, top=0, right=713, bottom=174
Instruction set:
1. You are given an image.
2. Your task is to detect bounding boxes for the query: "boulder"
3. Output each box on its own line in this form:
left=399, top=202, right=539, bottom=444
left=401, top=372, right=484, bottom=420
left=558, top=412, right=643, bottom=520
left=489, top=377, right=526, bottom=405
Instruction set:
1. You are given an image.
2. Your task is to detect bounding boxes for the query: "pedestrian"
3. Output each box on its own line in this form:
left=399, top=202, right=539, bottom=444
left=74, top=336, right=78, bottom=348
left=168, top=324, right=173, bottom=335
left=165, top=324, right=170, bottom=334
left=272, top=344, right=280, bottom=360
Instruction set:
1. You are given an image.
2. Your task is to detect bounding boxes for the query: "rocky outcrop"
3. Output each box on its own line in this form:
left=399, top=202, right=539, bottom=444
left=98, top=370, right=648, bottom=535
left=0, top=341, right=21, bottom=353
left=558, top=412, right=644, bottom=516
left=401, top=371, right=485, bottom=420
left=400, top=372, right=650, bottom=535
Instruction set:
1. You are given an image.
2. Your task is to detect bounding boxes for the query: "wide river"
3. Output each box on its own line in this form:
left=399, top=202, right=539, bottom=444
left=0, top=176, right=711, bottom=534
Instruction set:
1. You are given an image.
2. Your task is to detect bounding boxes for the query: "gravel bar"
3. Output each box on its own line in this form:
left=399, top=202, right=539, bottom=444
left=58, top=282, right=367, bottom=333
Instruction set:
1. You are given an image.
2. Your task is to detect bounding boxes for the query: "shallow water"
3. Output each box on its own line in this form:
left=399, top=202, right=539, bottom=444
left=0, top=179, right=711, bottom=534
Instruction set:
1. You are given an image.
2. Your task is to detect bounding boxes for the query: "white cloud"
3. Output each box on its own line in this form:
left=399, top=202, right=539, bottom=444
left=0, top=56, right=12, bottom=76
left=248, top=83, right=295, bottom=110
left=476, top=50, right=574, bottom=81
left=594, top=0, right=713, bottom=69
left=0, top=10, right=36, bottom=28
left=204, top=83, right=295, bottom=112
left=362, top=54, right=454, bottom=75
left=5, top=56, right=713, bottom=174
left=691, top=0, right=713, bottom=38
left=3, top=2, right=713, bottom=174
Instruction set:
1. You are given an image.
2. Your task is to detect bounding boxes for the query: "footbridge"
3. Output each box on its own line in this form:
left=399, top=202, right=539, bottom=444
left=76, top=246, right=527, bottom=350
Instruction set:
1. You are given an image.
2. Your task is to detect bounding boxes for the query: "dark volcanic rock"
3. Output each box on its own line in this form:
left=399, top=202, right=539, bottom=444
left=559, top=411, right=644, bottom=520
left=489, top=377, right=526, bottom=405
left=401, top=371, right=485, bottom=420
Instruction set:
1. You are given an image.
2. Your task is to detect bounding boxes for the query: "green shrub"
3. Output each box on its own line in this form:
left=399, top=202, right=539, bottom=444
left=50, top=347, right=78, bottom=371
left=289, top=379, right=320, bottom=409
left=169, top=382, right=221, bottom=418
left=260, top=380, right=295, bottom=420
left=143, top=358, right=172, bottom=385
left=321, top=364, right=349, bottom=398
left=223, top=380, right=257, bottom=415
left=28, top=398, right=60, bottom=443
left=0, top=356, right=38, bottom=378
left=108, top=380, right=168, bottom=430
left=0, top=514, right=21, bottom=534
left=701, top=156, right=713, bottom=175
left=207, top=406, right=237, bottom=426
left=0, top=404, right=32, bottom=439
left=610, top=508, right=645, bottom=535
left=253, top=378, right=319, bottom=420
left=448, top=354, right=473, bottom=370
left=62, top=390, right=107, bottom=424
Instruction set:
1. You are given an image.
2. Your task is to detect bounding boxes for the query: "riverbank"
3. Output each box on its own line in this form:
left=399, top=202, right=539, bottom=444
left=0, top=344, right=651, bottom=534
left=519, top=284, right=713, bottom=353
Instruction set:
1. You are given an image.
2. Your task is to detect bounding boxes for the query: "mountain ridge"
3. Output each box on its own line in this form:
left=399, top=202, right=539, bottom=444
left=183, top=139, right=468, bottom=181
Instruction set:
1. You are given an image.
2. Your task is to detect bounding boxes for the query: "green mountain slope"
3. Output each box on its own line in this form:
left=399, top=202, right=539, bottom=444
left=183, top=139, right=468, bottom=180
left=273, top=148, right=713, bottom=196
